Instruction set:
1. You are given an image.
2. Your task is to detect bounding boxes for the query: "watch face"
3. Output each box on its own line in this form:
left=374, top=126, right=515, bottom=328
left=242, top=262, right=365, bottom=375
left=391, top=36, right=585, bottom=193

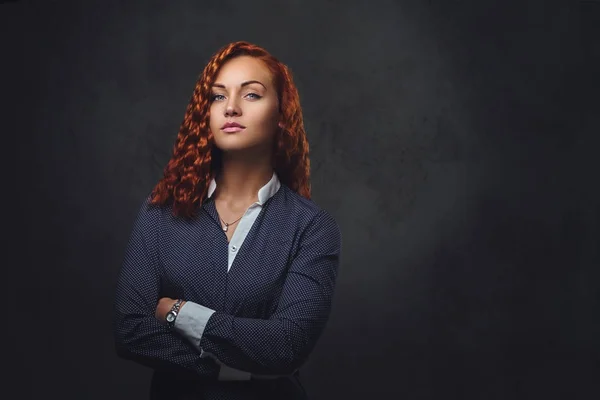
left=166, top=312, right=175, bottom=323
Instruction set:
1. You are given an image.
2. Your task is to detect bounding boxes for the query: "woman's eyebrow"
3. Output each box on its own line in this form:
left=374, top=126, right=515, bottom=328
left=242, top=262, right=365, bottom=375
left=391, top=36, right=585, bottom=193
left=212, top=80, right=267, bottom=89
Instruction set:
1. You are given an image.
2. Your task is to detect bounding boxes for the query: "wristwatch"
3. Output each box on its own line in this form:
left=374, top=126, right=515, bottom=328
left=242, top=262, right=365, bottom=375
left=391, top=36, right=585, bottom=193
left=165, top=299, right=184, bottom=329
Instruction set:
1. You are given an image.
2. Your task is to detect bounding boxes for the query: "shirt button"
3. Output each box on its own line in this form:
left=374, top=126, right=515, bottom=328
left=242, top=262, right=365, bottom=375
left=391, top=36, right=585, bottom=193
left=231, top=245, right=237, bottom=252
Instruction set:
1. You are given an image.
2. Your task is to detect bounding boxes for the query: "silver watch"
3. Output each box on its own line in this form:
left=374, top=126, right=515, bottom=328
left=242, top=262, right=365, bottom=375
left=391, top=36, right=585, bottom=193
left=165, top=299, right=184, bottom=328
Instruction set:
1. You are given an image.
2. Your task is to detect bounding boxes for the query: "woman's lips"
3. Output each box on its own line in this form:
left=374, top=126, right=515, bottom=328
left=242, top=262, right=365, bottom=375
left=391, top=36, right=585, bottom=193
left=222, top=126, right=245, bottom=133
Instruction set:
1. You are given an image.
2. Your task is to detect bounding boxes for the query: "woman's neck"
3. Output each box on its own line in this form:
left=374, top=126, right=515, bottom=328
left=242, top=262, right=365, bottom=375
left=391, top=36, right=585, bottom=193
left=214, top=155, right=274, bottom=205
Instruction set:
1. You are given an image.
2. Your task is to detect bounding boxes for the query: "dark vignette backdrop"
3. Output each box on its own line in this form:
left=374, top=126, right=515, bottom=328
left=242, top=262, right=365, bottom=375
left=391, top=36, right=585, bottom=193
left=2, top=0, right=598, bottom=399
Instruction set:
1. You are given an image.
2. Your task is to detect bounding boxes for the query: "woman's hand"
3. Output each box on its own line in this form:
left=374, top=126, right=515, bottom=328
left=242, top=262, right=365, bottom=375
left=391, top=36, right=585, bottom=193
left=155, top=297, right=187, bottom=323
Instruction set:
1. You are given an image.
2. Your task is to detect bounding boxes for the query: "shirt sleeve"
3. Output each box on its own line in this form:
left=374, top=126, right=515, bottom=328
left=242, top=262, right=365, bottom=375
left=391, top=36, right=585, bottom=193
left=173, top=301, right=215, bottom=352
left=175, top=302, right=284, bottom=380
left=198, top=209, right=342, bottom=375
left=112, top=197, right=218, bottom=377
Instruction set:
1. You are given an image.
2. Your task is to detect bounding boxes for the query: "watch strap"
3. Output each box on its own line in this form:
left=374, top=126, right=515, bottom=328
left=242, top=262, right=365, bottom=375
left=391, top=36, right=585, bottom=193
left=166, top=299, right=184, bottom=328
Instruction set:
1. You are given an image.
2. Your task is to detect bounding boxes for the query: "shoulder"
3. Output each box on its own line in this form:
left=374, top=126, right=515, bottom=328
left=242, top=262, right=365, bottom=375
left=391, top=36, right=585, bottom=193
left=274, top=184, right=326, bottom=217
left=137, top=194, right=167, bottom=219
left=275, top=185, right=341, bottom=240
left=130, top=193, right=176, bottom=233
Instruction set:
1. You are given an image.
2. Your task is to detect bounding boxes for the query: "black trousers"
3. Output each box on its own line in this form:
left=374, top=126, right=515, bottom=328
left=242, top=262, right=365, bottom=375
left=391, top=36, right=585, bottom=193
left=149, top=369, right=308, bottom=400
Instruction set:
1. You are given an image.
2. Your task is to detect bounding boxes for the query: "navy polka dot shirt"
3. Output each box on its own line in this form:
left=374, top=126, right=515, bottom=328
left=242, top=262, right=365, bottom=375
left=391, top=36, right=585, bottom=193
left=113, top=174, right=342, bottom=390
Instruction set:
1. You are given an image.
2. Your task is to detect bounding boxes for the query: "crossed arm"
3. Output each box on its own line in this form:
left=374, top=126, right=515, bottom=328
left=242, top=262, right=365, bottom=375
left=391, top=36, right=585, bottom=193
left=113, top=204, right=342, bottom=377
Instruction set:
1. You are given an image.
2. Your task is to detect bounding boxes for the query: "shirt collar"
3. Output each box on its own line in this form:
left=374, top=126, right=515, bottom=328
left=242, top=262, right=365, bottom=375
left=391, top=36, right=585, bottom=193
left=207, top=171, right=281, bottom=205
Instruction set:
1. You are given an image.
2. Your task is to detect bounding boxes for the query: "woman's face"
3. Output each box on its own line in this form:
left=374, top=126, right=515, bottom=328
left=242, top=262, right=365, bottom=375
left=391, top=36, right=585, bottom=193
left=209, top=55, right=281, bottom=157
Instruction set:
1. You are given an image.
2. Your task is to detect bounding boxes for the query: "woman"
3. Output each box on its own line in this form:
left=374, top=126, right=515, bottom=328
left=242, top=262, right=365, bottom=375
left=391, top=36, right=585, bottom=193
left=113, top=41, right=342, bottom=400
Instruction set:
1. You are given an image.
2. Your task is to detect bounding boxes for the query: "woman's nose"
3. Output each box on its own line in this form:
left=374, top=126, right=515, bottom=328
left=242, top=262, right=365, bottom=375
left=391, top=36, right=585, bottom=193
left=225, top=101, right=241, bottom=116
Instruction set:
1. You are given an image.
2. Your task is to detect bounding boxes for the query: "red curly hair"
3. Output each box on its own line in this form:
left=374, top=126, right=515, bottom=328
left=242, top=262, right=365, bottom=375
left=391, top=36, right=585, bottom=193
left=150, top=41, right=311, bottom=218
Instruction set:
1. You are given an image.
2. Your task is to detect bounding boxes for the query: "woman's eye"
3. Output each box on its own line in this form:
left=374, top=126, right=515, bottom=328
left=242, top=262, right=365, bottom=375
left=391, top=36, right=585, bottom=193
left=211, top=93, right=261, bottom=102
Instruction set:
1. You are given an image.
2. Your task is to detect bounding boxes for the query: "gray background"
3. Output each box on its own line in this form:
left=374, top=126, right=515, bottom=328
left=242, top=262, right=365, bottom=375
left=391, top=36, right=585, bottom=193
left=3, top=0, right=599, bottom=399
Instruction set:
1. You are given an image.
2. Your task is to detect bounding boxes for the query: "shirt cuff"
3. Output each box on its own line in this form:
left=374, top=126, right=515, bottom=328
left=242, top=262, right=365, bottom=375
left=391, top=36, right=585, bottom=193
left=173, top=301, right=215, bottom=350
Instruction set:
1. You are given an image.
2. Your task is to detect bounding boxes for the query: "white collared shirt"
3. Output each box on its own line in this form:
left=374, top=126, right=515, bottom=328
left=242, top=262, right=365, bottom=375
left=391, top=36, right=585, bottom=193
left=206, top=171, right=281, bottom=273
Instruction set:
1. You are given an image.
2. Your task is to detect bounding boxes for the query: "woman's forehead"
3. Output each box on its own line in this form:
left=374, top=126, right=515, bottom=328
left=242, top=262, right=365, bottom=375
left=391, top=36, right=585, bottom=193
left=214, top=56, right=273, bottom=87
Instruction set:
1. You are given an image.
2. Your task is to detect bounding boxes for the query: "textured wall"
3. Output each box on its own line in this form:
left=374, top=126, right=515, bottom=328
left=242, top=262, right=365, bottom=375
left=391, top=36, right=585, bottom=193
left=3, top=0, right=598, bottom=399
